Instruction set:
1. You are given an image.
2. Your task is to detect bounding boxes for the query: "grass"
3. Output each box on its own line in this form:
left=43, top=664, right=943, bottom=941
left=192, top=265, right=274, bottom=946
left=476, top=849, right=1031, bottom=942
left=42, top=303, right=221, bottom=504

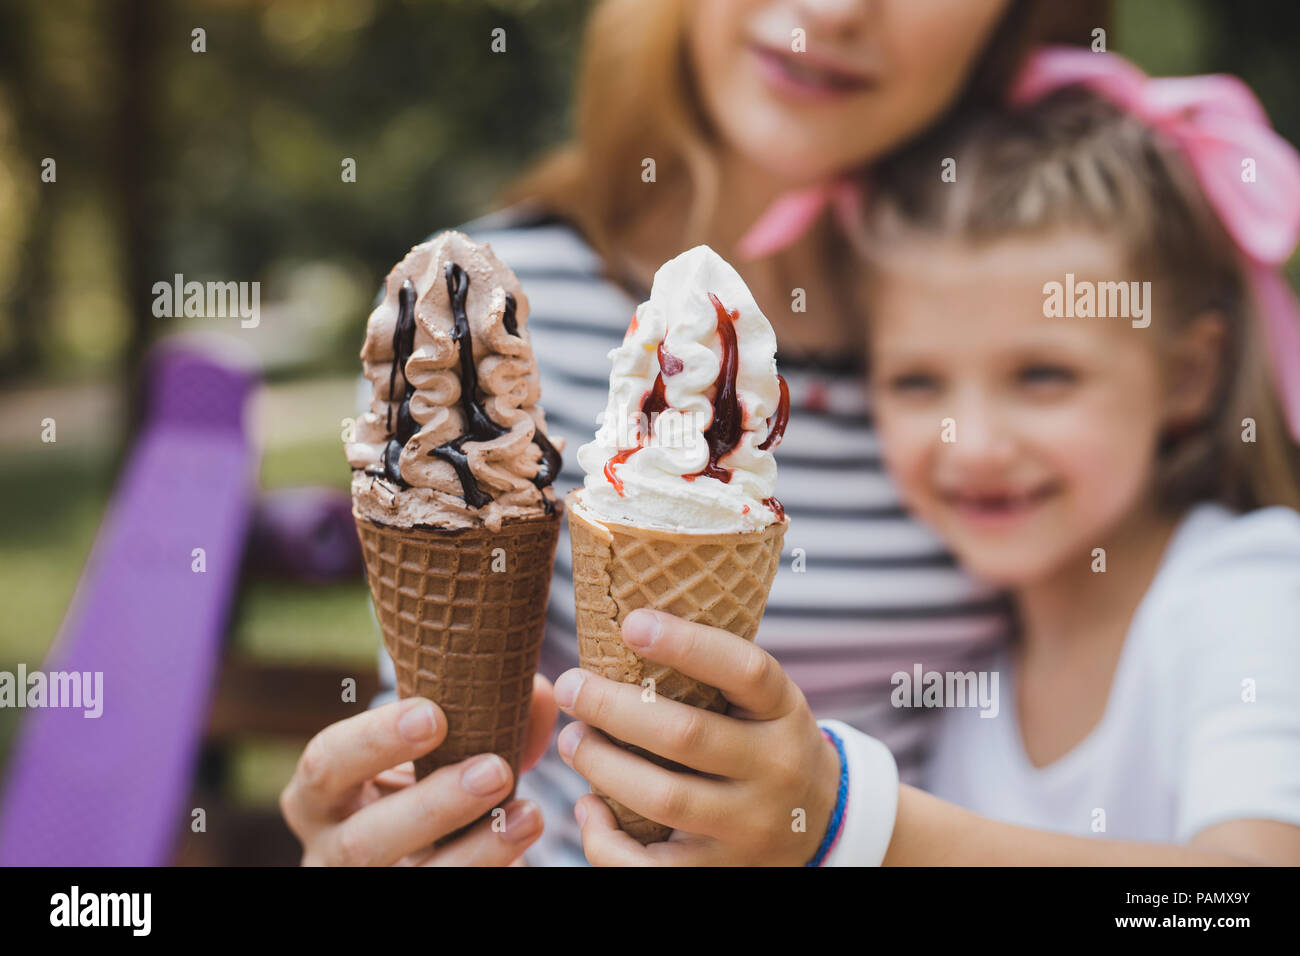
left=0, top=442, right=116, bottom=664
left=229, top=738, right=307, bottom=809
left=230, top=577, right=377, bottom=666
left=231, top=435, right=380, bottom=666
left=0, top=441, right=115, bottom=769
left=0, top=423, right=378, bottom=788
left=259, top=436, right=354, bottom=490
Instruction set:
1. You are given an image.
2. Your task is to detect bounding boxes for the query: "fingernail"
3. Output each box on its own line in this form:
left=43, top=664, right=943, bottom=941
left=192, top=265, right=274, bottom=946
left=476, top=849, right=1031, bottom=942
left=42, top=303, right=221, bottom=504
left=502, top=801, right=542, bottom=843
left=574, top=801, right=589, bottom=828
left=557, top=722, right=585, bottom=762
left=553, top=669, right=586, bottom=710
left=623, top=609, right=660, bottom=649
left=461, top=754, right=509, bottom=796
left=398, top=699, right=436, bottom=742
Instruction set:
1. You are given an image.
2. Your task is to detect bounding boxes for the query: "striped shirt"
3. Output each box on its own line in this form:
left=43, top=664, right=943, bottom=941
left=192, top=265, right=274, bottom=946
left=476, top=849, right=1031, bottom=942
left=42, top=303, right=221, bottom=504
left=375, top=206, right=1008, bottom=865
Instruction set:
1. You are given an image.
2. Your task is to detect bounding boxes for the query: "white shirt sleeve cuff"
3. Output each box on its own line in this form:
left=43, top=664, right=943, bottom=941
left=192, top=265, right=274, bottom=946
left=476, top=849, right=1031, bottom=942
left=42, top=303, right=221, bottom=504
left=816, top=719, right=900, bottom=867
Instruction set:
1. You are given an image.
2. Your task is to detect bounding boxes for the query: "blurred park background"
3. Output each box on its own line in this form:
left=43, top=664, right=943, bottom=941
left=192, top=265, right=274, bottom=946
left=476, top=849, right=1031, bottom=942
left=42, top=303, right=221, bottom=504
left=0, top=0, right=1297, bottom=863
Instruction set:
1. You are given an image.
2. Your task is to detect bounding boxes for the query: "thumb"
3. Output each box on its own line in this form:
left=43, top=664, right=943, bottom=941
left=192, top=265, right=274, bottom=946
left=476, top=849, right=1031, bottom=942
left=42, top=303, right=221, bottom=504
left=521, top=673, right=558, bottom=772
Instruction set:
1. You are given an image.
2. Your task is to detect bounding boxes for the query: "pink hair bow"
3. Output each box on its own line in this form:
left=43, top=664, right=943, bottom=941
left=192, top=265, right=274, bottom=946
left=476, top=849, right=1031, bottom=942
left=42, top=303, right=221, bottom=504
left=1012, top=45, right=1300, bottom=442
left=735, top=176, right=865, bottom=262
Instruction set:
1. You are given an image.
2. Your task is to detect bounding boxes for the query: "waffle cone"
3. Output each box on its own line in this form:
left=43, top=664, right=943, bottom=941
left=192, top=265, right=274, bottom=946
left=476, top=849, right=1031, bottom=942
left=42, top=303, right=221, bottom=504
left=565, top=491, right=786, bottom=843
left=354, top=506, right=561, bottom=838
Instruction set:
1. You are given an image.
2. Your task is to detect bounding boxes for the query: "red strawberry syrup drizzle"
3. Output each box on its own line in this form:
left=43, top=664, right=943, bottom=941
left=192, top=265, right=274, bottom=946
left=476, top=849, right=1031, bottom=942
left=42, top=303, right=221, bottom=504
left=603, top=342, right=679, bottom=494
left=604, top=292, right=789, bottom=523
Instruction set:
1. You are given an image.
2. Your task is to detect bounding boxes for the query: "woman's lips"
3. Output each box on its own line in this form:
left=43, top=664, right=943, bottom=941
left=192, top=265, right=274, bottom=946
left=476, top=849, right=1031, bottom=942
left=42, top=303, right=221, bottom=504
left=750, top=43, right=876, bottom=102
left=941, top=483, right=1060, bottom=532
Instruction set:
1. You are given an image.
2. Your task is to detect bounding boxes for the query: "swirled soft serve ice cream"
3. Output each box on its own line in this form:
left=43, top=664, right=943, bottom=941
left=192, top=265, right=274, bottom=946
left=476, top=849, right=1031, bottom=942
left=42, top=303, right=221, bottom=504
left=567, top=244, right=789, bottom=843
left=574, top=244, right=788, bottom=531
left=348, top=230, right=562, bottom=531
left=348, top=231, right=562, bottom=829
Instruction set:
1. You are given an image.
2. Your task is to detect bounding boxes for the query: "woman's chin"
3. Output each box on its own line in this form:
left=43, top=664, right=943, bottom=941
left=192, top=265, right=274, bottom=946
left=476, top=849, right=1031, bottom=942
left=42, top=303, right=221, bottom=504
left=722, top=110, right=863, bottom=184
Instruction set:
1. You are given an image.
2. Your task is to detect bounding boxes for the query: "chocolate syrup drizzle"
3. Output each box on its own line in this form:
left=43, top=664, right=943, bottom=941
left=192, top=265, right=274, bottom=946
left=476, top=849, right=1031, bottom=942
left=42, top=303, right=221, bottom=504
left=502, top=293, right=520, bottom=336
left=381, top=279, right=419, bottom=484
left=381, top=262, right=561, bottom=511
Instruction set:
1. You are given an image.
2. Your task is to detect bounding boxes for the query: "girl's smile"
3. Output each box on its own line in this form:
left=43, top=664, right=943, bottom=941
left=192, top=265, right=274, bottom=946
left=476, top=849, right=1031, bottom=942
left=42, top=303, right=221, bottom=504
left=939, top=480, right=1063, bottom=533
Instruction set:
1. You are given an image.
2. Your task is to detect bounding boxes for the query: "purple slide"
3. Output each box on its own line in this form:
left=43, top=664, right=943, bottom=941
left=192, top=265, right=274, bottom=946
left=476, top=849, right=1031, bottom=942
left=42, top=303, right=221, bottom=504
left=0, top=344, right=258, bottom=866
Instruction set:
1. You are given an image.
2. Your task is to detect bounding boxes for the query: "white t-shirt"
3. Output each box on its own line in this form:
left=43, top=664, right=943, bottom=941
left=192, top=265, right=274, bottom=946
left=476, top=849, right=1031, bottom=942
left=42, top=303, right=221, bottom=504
left=925, top=502, right=1300, bottom=844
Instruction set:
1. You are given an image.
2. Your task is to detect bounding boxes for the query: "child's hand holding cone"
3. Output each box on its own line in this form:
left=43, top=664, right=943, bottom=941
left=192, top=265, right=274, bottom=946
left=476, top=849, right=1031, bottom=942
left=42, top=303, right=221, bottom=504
left=555, top=609, right=843, bottom=866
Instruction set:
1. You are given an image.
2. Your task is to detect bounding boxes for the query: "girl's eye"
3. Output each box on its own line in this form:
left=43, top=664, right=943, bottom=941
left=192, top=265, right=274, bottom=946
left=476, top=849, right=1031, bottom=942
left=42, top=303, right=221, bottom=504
left=888, top=371, right=941, bottom=394
left=1017, top=364, right=1076, bottom=388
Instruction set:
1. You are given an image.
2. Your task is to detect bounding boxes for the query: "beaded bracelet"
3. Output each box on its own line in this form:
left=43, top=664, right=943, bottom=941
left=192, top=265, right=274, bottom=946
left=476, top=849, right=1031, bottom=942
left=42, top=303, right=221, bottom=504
left=806, top=726, right=849, bottom=867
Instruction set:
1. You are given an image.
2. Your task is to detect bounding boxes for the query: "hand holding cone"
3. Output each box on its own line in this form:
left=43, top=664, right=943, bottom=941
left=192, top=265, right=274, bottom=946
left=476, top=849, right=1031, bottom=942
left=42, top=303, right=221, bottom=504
left=347, top=231, right=564, bottom=843
left=567, top=492, right=785, bottom=843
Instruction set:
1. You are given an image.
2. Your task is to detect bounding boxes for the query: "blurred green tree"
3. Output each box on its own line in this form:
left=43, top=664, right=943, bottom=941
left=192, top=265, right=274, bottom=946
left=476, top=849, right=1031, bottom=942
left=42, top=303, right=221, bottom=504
left=1, top=0, right=1298, bottom=394
left=0, top=0, right=590, bottom=387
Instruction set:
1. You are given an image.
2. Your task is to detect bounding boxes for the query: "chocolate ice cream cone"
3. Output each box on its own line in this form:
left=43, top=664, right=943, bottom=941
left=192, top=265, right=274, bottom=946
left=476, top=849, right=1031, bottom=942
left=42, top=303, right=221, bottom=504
left=355, top=507, right=561, bottom=838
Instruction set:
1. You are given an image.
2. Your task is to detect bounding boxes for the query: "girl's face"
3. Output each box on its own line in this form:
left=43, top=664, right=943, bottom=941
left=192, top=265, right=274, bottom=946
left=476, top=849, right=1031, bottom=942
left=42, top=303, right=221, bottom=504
left=687, top=0, right=1012, bottom=182
left=868, top=234, right=1171, bottom=588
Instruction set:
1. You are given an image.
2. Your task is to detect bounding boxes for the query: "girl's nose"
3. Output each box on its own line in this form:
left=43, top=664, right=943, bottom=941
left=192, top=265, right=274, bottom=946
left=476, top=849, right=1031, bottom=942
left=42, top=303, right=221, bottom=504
left=943, top=397, right=1017, bottom=474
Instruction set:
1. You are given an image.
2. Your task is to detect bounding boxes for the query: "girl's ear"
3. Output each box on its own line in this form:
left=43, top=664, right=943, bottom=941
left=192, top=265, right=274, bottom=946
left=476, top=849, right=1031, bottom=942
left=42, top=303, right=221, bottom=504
left=1162, top=310, right=1228, bottom=429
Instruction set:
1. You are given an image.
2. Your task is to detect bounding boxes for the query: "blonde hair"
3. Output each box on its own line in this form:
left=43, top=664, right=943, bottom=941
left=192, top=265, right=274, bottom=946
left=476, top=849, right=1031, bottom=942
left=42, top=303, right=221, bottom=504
left=865, top=88, right=1300, bottom=512
left=505, top=0, right=1111, bottom=279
